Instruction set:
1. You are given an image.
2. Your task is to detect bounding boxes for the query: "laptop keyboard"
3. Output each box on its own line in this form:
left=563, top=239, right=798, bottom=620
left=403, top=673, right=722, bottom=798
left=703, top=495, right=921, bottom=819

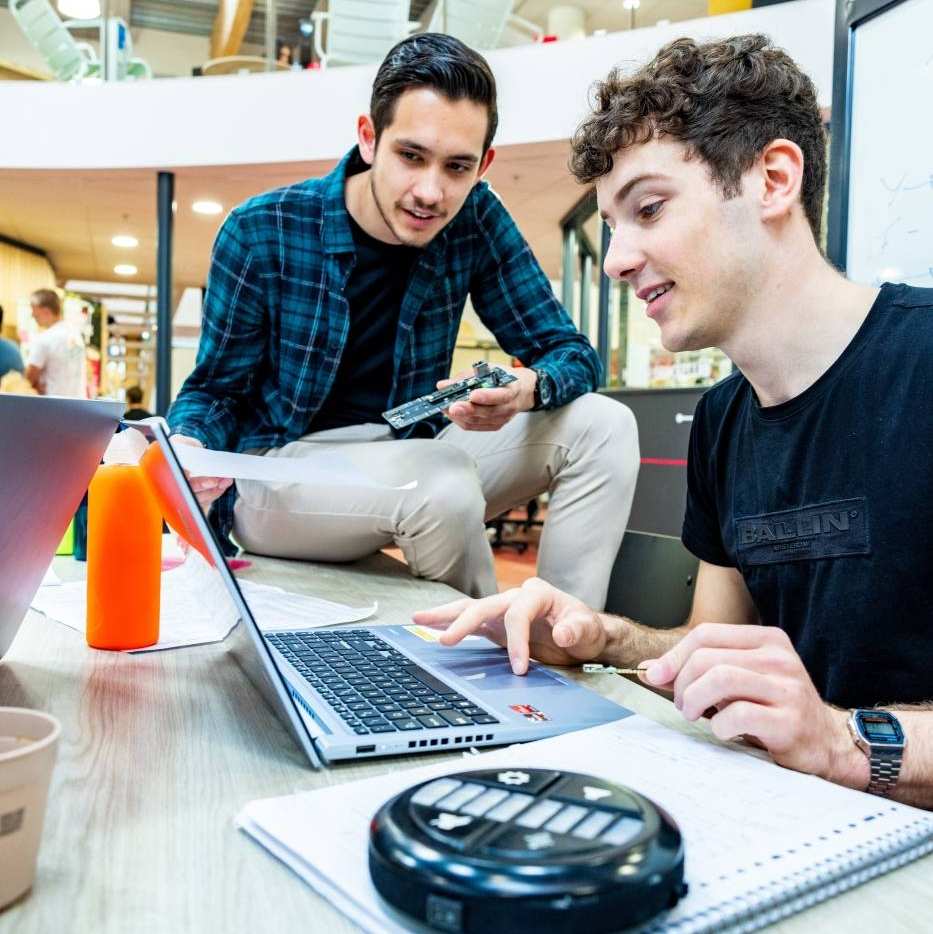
left=265, top=630, right=500, bottom=736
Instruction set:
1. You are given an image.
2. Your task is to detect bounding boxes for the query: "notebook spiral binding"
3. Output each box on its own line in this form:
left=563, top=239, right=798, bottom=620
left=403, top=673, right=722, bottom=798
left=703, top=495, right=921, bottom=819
left=646, top=815, right=933, bottom=934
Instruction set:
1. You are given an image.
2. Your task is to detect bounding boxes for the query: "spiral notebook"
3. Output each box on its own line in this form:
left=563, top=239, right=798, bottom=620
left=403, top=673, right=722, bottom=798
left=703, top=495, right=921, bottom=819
left=237, top=715, right=933, bottom=933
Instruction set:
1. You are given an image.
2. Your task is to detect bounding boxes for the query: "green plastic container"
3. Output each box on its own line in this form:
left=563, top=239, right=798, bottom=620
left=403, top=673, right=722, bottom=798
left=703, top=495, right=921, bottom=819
left=56, top=520, right=74, bottom=556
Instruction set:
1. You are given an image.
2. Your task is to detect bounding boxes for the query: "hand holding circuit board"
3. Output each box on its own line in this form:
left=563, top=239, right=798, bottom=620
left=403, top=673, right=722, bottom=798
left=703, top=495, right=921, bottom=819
left=383, top=361, right=520, bottom=430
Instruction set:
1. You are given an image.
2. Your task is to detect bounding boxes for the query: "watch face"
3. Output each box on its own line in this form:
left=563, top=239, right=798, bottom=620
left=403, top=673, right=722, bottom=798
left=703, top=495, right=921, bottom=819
left=855, top=711, right=904, bottom=746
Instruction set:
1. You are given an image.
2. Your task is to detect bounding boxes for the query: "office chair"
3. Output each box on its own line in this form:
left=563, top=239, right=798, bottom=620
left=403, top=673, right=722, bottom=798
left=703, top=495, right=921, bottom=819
left=486, top=498, right=543, bottom=554
left=11, top=0, right=151, bottom=81
left=11, top=0, right=94, bottom=81
left=427, top=0, right=542, bottom=49
left=312, top=0, right=418, bottom=68
left=604, top=531, right=699, bottom=628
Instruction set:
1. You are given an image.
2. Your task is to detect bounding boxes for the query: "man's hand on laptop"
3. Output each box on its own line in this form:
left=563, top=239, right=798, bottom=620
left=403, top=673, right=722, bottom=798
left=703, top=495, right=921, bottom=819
left=441, top=366, right=536, bottom=432
left=412, top=577, right=613, bottom=675
left=170, top=435, right=233, bottom=511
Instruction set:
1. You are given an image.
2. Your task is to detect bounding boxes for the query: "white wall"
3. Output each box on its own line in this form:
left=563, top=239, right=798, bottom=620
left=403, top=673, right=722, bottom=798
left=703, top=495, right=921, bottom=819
left=0, top=0, right=834, bottom=170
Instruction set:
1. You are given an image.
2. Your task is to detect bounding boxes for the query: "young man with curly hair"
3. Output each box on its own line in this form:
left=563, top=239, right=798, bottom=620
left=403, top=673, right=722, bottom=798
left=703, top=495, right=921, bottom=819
left=420, top=34, right=933, bottom=807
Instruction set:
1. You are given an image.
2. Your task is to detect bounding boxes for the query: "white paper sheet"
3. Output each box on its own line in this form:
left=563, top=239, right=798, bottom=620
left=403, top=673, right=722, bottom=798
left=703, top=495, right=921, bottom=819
left=235, top=579, right=377, bottom=634
left=40, top=565, right=61, bottom=587
left=29, top=552, right=377, bottom=652
left=236, top=716, right=933, bottom=934
left=172, top=444, right=416, bottom=490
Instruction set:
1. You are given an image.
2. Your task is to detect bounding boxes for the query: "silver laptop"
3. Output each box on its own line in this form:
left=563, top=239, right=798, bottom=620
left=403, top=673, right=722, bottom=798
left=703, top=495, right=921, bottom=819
left=0, top=395, right=123, bottom=659
left=134, top=418, right=631, bottom=767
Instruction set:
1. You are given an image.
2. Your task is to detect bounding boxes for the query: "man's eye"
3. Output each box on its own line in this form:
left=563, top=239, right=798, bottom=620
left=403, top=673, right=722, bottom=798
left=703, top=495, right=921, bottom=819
left=400, top=151, right=421, bottom=162
left=448, top=164, right=469, bottom=174
left=638, top=201, right=664, bottom=220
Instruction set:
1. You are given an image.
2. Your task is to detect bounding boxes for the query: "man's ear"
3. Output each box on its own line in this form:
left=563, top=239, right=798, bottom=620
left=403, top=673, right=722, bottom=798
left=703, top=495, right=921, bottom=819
left=476, top=147, right=496, bottom=181
left=758, top=138, right=804, bottom=223
left=357, top=115, right=377, bottom=164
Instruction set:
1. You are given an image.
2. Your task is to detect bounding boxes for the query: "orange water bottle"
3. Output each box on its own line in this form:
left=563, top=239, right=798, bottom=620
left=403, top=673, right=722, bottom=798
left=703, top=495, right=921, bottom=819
left=86, top=463, right=163, bottom=649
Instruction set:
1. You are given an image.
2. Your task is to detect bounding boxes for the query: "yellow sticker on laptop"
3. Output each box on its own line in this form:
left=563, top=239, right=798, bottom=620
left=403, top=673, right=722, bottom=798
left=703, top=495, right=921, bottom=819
left=404, top=624, right=483, bottom=644
left=404, top=624, right=443, bottom=642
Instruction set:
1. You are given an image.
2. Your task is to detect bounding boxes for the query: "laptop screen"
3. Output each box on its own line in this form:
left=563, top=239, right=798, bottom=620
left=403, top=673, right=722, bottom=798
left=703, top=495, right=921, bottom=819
left=0, top=395, right=123, bottom=659
left=139, top=441, right=216, bottom=566
left=131, top=419, right=323, bottom=768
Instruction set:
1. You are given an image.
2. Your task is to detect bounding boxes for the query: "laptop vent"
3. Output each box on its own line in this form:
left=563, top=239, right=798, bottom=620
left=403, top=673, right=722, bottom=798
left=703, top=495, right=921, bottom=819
left=408, top=734, right=495, bottom=749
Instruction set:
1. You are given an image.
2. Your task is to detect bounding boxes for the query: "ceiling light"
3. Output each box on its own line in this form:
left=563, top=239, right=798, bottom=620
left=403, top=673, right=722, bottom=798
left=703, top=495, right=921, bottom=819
left=58, top=0, right=101, bottom=18
left=112, top=234, right=138, bottom=249
left=622, top=0, right=640, bottom=9
left=192, top=200, right=223, bottom=216
left=114, top=264, right=138, bottom=276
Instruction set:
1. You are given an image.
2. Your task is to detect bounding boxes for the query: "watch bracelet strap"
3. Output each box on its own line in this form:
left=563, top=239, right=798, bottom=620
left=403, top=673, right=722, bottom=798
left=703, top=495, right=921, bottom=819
left=868, top=747, right=903, bottom=796
left=531, top=369, right=546, bottom=410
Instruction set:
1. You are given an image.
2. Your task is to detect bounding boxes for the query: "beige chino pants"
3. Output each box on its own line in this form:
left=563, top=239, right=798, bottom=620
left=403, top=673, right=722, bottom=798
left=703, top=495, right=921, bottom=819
left=232, top=393, right=639, bottom=609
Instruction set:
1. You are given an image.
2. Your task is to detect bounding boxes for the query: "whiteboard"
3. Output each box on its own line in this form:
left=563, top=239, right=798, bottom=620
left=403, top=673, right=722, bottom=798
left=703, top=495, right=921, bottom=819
left=843, top=0, right=933, bottom=287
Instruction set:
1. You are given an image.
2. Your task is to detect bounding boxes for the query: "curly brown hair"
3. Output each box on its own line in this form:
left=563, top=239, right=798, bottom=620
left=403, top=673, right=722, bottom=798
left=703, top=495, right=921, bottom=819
left=570, top=34, right=826, bottom=239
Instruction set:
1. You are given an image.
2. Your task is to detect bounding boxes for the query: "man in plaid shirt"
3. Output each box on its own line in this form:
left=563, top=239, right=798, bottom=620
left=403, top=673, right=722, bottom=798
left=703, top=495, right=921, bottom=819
left=169, top=34, right=638, bottom=607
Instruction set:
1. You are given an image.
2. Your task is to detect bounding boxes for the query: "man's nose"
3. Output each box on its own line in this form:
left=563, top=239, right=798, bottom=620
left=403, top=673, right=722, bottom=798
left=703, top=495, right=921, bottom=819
left=602, top=228, right=646, bottom=283
left=412, top=169, right=443, bottom=207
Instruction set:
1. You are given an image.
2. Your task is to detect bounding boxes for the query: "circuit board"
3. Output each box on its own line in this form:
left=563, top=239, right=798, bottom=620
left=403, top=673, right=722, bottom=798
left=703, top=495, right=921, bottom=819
left=383, top=361, right=517, bottom=430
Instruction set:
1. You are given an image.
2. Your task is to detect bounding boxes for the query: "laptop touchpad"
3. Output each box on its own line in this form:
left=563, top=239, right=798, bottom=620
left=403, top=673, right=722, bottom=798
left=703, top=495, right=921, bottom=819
left=438, top=657, right=564, bottom=690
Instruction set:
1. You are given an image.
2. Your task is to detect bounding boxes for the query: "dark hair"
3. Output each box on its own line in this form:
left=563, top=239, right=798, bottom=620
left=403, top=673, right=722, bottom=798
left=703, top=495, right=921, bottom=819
left=30, top=288, right=61, bottom=315
left=0, top=303, right=4, bottom=328
left=371, top=33, right=498, bottom=154
left=570, top=34, right=826, bottom=240
left=126, top=385, right=144, bottom=404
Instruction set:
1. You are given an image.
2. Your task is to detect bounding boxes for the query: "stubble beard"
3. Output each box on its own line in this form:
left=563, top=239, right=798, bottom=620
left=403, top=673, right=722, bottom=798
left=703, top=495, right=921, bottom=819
left=370, top=175, right=422, bottom=249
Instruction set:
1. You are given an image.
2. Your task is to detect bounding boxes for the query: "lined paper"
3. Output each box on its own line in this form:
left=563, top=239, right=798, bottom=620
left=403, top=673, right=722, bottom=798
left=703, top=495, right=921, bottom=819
left=238, top=715, right=933, bottom=933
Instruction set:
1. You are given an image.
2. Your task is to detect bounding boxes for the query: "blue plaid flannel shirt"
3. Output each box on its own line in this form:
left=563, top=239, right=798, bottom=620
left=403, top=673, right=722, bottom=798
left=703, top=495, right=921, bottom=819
left=168, top=148, right=602, bottom=546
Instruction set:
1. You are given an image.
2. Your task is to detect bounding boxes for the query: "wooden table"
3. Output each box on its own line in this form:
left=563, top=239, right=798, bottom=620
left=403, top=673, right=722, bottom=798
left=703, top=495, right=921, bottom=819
left=1, top=553, right=929, bottom=932
left=200, top=55, right=291, bottom=76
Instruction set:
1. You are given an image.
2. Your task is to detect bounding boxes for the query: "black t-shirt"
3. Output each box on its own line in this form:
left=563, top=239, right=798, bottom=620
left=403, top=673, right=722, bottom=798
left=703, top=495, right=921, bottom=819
left=682, top=283, right=933, bottom=709
left=312, top=215, right=419, bottom=432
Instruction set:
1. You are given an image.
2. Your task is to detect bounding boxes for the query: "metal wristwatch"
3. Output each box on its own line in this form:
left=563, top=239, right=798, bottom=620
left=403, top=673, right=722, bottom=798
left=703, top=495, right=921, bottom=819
left=847, top=709, right=906, bottom=797
left=531, top=368, right=553, bottom=410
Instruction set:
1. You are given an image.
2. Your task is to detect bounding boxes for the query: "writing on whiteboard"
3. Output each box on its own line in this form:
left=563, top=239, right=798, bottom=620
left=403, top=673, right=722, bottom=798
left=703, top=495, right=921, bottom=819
left=863, top=171, right=933, bottom=286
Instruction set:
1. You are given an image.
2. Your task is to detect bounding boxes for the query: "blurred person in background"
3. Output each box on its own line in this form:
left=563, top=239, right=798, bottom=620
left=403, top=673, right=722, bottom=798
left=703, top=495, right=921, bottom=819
left=123, top=385, right=153, bottom=420
left=276, top=41, right=293, bottom=68
left=0, top=303, right=24, bottom=380
left=25, top=289, right=86, bottom=398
